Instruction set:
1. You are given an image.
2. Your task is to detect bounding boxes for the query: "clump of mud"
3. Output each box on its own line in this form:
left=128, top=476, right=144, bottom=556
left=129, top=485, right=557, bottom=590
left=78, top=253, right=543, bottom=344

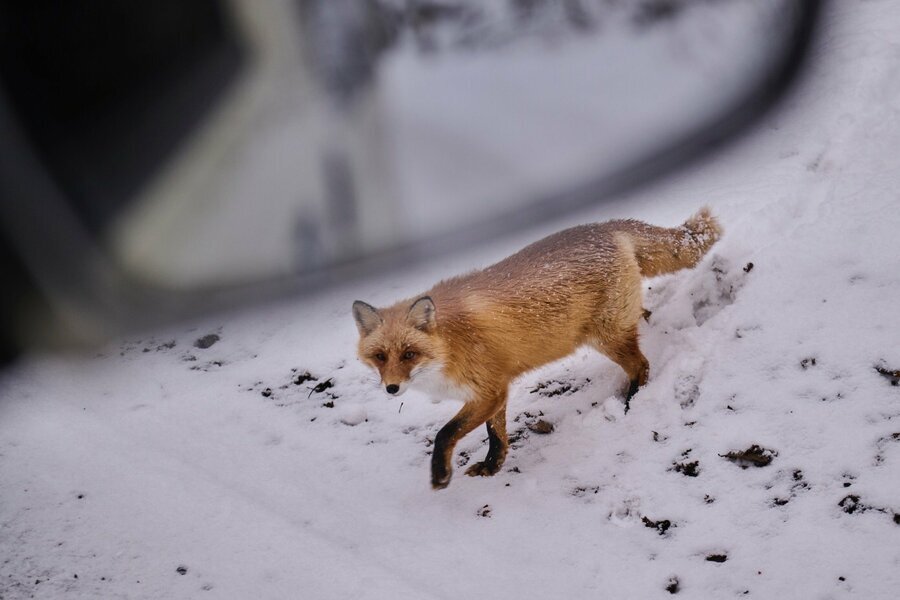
left=720, top=445, right=777, bottom=468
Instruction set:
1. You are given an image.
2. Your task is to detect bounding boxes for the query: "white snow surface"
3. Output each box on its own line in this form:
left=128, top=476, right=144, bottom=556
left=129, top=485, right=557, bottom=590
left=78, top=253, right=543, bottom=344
left=3, top=2, right=900, bottom=598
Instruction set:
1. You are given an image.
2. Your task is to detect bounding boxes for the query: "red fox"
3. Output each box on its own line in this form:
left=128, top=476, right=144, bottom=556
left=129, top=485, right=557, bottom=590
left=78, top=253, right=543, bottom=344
left=353, top=208, right=722, bottom=489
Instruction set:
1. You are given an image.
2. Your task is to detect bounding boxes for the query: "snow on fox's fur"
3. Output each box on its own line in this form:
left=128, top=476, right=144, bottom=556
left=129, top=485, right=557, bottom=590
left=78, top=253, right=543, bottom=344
left=353, top=208, right=722, bottom=489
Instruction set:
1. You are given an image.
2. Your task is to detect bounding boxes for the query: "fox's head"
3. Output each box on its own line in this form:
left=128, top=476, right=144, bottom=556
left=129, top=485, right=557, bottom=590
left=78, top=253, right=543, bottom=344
left=352, top=296, right=442, bottom=396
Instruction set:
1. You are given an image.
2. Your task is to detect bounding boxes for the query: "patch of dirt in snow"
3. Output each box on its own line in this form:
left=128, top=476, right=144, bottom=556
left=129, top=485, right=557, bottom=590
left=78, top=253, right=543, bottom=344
left=193, top=334, right=220, bottom=349
left=874, top=362, right=900, bottom=386
left=529, top=377, right=591, bottom=397
left=241, top=367, right=342, bottom=408
left=720, top=444, right=778, bottom=469
left=767, top=469, right=810, bottom=507
left=670, top=449, right=700, bottom=477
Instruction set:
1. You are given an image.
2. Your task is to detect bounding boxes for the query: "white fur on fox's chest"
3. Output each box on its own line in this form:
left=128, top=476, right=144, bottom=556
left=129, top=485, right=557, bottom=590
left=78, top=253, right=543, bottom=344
left=410, top=363, right=471, bottom=402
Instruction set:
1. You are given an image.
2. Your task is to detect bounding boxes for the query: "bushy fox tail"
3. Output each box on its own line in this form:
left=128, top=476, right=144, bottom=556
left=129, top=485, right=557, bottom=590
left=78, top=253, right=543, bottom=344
left=625, top=207, right=722, bottom=277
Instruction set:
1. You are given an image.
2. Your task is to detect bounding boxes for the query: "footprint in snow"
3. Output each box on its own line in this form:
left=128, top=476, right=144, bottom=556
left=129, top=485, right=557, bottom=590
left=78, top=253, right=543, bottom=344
left=691, top=255, right=749, bottom=326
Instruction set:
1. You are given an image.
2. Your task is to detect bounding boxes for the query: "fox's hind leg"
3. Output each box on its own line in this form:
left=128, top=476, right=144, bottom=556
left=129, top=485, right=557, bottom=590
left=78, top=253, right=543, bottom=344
left=593, top=327, right=649, bottom=412
left=593, top=246, right=648, bottom=411
left=465, top=403, right=508, bottom=478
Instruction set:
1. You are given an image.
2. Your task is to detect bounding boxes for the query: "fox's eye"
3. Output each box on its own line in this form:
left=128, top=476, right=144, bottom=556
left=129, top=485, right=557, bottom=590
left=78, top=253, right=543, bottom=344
left=374, top=352, right=386, bottom=362
left=402, top=350, right=417, bottom=361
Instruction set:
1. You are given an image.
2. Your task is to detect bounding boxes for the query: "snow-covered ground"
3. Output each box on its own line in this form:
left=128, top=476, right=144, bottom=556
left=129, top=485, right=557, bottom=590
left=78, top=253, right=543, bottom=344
left=3, top=1, right=900, bottom=598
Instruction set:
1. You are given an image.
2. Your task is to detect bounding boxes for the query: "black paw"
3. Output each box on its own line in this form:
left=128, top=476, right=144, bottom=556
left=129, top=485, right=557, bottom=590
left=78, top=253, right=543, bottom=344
left=431, top=458, right=452, bottom=489
left=431, top=471, right=451, bottom=490
left=465, top=460, right=502, bottom=477
left=623, top=379, right=642, bottom=413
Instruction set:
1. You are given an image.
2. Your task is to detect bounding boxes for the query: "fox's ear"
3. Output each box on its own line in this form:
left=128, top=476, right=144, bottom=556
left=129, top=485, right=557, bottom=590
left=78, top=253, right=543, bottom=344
left=407, top=296, right=436, bottom=332
left=352, top=301, right=383, bottom=336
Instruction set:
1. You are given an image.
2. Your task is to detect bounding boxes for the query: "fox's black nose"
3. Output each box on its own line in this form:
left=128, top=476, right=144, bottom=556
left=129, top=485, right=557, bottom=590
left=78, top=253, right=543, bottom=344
left=385, top=384, right=400, bottom=395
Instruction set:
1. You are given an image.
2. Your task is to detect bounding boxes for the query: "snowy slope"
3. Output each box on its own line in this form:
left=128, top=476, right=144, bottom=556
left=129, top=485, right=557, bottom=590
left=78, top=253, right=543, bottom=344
left=3, top=2, right=900, bottom=599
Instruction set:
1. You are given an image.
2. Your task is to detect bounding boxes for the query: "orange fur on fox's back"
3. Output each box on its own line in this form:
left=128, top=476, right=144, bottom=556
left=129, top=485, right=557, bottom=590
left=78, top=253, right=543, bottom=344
left=415, top=208, right=721, bottom=388
left=354, top=208, right=721, bottom=489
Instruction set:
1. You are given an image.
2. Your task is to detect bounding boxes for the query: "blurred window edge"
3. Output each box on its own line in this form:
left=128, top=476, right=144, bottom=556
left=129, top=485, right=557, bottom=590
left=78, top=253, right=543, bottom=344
left=0, top=0, right=822, bottom=359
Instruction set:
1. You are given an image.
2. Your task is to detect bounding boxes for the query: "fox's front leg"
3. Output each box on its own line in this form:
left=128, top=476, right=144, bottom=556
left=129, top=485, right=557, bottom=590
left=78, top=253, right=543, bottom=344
left=465, top=402, right=508, bottom=478
left=431, top=390, right=506, bottom=490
